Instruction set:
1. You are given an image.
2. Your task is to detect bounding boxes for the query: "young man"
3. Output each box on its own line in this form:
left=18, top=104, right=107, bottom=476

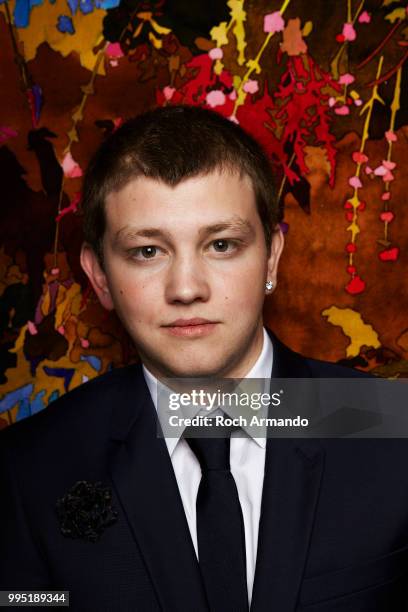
left=1, top=106, right=407, bottom=611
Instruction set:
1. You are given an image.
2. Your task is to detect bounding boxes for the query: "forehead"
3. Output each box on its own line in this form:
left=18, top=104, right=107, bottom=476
left=104, top=170, right=259, bottom=237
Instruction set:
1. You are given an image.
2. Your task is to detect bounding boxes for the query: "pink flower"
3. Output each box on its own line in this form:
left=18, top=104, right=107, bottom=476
left=209, top=47, right=223, bottom=60
left=335, top=105, right=350, bottom=115
left=229, top=90, right=237, bottom=100
left=163, top=86, right=175, bottom=101
left=354, top=99, right=363, bottom=106
left=342, top=22, right=357, bottom=41
left=365, top=165, right=373, bottom=174
left=0, top=125, right=18, bottom=144
left=381, top=192, right=391, bottom=201
left=264, top=11, right=285, bottom=33
left=243, top=79, right=259, bottom=94
left=358, top=11, right=371, bottom=24
left=27, top=321, right=38, bottom=335
left=228, top=115, right=239, bottom=124
left=374, top=165, right=387, bottom=176
left=349, top=176, right=362, bottom=189
left=382, top=160, right=396, bottom=170
left=385, top=130, right=397, bottom=142
left=206, top=90, right=226, bottom=108
left=80, top=338, right=90, bottom=348
left=106, top=43, right=124, bottom=58
left=61, top=152, right=83, bottom=178
left=328, top=97, right=337, bottom=107
left=339, top=73, right=355, bottom=85
left=382, top=170, right=395, bottom=182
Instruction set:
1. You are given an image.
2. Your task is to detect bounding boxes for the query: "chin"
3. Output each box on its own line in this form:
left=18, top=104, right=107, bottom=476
left=160, top=356, right=229, bottom=379
left=166, top=365, right=222, bottom=379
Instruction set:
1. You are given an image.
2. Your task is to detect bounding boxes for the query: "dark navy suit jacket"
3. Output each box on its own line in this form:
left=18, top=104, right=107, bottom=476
left=1, top=330, right=408, bottom=611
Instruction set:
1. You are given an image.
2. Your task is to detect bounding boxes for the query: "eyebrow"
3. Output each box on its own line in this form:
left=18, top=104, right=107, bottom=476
left=113, top=217, right=255, bottom=245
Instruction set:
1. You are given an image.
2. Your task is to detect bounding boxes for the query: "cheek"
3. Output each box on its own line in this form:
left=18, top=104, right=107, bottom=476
left=219, top=274, right=265, bottom=312
left=110, top=277, right=160, bottom=323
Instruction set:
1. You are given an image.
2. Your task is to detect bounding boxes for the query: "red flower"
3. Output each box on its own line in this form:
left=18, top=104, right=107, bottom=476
left=379, top=211, right=394, bottom=223
left=378, top=247, right=399, bottom=262
left=345, top=275, right=366, bottom=295
left=352, top=151, right=369, bottom=164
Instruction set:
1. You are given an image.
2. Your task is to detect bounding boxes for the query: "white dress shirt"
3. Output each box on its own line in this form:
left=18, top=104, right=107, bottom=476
left=143, top=327, right=273, bottom=605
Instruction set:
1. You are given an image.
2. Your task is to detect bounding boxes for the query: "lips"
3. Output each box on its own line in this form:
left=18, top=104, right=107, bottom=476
left=162, top=318, right=219, bottom=337
left=164, top=318, right=214, bottom=327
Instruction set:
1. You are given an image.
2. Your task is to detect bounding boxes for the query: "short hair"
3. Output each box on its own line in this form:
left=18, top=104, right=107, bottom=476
left=81, top=105, right=282, bottom=266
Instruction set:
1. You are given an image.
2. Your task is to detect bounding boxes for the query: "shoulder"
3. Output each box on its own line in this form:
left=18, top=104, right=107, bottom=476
left=0, top=362, right=144, bottom=456
left=267, top=328, right=372, bottom=379
left=305, top=354, right=372, bottom=378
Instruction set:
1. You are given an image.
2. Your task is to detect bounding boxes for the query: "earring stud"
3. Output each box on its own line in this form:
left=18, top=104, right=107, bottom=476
left=265, top=280, right=274, bottom=291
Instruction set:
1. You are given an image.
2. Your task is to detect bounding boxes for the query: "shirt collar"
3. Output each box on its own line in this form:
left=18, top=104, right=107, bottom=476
left=143, top=327, right=273, bottom=454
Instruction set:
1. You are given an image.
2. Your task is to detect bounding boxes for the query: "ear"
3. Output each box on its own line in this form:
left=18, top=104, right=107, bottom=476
left=80, top=242, right=115, bottom=311
left=266, top=226, right=284, bottom=291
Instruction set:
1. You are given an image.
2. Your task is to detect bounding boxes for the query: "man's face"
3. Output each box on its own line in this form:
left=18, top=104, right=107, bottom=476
left=81, top=170, right=283, bottom=379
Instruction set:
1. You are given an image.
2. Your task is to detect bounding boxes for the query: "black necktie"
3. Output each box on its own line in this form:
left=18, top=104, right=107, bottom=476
left=184, top=428, right=249, bottom=612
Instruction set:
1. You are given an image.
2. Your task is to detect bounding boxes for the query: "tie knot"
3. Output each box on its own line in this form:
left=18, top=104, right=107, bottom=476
left=184, top=430, right=231, bottom=471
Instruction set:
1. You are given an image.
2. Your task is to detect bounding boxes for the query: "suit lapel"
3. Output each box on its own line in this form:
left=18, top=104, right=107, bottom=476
left=250, top=437, right=324, bottom=612
left=108, top=365, right=209, bottom=611
left=250, top=332, right=325, bottom=612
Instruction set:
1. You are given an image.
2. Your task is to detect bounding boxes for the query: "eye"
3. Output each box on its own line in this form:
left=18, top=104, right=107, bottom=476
left=212, top=239, right=234, bottom=253
left=129, top=245, right=162, bottom=260
left=140, top=246, right=157, bottom=258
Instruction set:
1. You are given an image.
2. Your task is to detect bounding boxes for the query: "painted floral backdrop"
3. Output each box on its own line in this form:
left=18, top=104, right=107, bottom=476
left=0, top=0, right=407, bottom=428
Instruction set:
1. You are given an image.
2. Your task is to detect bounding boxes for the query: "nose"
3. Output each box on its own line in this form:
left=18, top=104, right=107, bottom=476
left=164, top=254, right=210, bottom=305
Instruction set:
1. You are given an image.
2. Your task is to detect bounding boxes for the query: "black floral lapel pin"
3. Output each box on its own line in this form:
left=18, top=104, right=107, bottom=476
left=56, top=480, right=118, bottom=543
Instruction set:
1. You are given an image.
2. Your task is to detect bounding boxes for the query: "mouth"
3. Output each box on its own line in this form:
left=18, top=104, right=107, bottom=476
left=162, top=318, right=219, bottom=338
